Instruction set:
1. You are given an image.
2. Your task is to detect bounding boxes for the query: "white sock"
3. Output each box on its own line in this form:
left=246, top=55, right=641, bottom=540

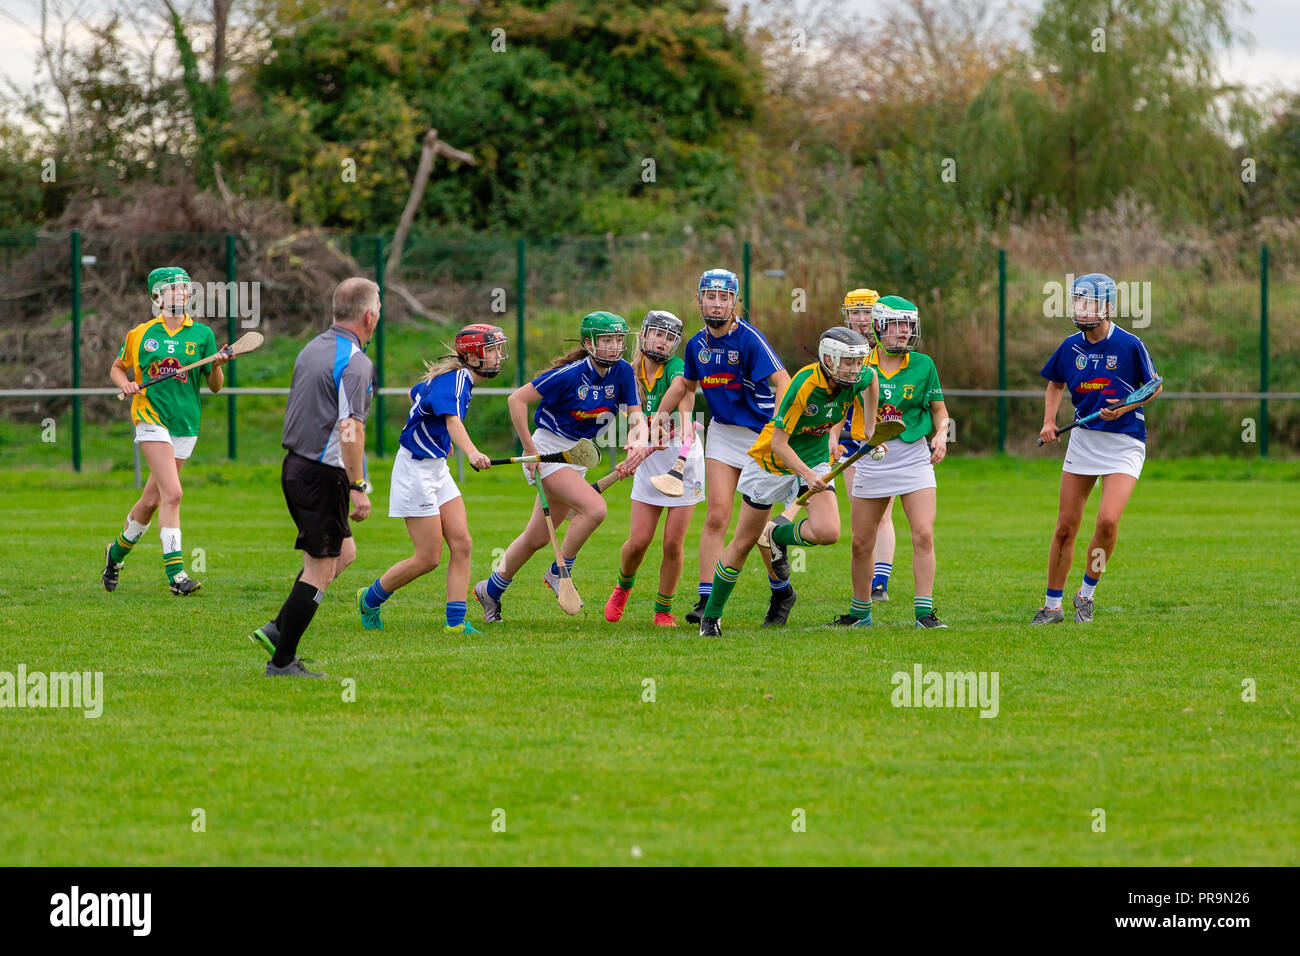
left=160, top=527, right=182, bottom=554
left=1079, top=577, right=1098, bottom=600
left=124, top=516, right=150, bottom=542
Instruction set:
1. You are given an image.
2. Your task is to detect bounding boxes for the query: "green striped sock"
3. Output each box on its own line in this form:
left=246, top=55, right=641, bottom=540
left=850, top=598, right=873, bottom=620
left=653, top=591, right=673, bottom=614
left=703, top=562, right=740, bottom=618
left=617, top=570, right=636, bottom=590
left=163, top=551, right=185, bottom=582
left=108, top=532, right=137, bottom=565
left=914, top=596, right=934, bottom=621
left=771, top=518, right=809, bottom=548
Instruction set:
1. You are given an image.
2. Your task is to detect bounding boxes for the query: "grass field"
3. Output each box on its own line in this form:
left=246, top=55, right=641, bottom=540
left=1, top=455, right=1297, bottom=865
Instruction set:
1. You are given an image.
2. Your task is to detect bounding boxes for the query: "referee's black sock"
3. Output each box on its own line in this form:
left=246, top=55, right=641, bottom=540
left=272, top=580, right=323, bottom=668
left=271, top=569, right=305, bottom=634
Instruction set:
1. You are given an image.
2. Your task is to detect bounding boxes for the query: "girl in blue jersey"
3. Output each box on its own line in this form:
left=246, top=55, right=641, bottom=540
left=356, top=325, right=505, bottom=634
left=474, top=312, right=651, bottom=621
left=658, top=268, right=793, bottom=626
left=1034, top=273, right=1162, bottom=625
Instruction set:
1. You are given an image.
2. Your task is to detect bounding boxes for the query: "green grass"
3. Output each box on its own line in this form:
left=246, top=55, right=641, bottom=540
left=1, top=456, right=1297, bottom=865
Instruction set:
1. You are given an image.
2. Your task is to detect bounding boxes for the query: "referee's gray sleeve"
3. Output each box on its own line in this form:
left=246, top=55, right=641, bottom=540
left=340, top=354, right=374, bottom=422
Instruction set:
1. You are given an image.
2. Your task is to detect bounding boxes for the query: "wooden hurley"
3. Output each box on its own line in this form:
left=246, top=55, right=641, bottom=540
left=118, top=330, right=263, bottom=400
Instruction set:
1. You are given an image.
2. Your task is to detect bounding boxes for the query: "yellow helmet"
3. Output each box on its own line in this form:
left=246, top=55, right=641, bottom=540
left=841, top=288, right=879, bottom=335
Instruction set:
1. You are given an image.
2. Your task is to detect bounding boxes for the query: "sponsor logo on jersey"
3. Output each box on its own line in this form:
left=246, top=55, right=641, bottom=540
left=701, top=373, right=734, bottom=387
left=148, top=357, right=187, bottom=383
left=1077, top=377, right=1110, bottom=392
left=144, top=338, right=159, bottom=353
left=571, top=407, right=611, bottom=421
left=805, top=421, right=837, bottom=436
left=1106, top=355, right=1117, bottom=369
left=727, top=350, right=740, bottom=365
left=1074, top=353, right=1088, bottom=370
left=878, top=402, right=901, bottom=421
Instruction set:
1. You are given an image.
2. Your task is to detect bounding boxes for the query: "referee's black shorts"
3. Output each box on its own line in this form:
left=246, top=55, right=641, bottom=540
left=281, top=452, right=351, bottom=558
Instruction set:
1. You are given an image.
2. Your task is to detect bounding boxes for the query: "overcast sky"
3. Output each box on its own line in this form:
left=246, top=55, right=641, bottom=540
left=3, top=0, right=1298, bottom=103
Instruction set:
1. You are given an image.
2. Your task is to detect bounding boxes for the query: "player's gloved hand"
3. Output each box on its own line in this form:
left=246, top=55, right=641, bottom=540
left=1038, top=422, right=1060, bottom=444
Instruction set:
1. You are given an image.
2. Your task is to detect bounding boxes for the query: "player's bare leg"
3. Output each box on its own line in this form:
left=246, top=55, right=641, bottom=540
left=900, top=487, right=944, bottom=627
left=1073, top=473, right=1137, bottom=622
left=1034, top=472, right=1095, bottom=624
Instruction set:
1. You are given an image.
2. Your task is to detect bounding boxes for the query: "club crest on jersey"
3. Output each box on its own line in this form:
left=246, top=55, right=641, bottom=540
left=903, top=384, right=915, bottom=399
left=1106, top=355, right=1117, bottom=369
left=727, top=350, right=740, bottom=365
left=604, top=384, right=615, bottom=399
left=577, top=385, right=590, bottom=400
left=186, top=341, right=197, bottom=356
left=1074, top=354, right=1088, bottom=370
left=698, top=347, right=712, bottom=364
left=144, top=338, right=159, bottom=352
left=806, top=404, right=819, bottom=415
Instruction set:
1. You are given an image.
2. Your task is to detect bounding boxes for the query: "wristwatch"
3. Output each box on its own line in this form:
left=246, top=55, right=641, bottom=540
left=348, top=479, right=373, bottom=494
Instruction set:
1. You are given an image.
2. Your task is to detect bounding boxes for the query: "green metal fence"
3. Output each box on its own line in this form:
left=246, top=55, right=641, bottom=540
left=0, top=228, right=1295, bottom=470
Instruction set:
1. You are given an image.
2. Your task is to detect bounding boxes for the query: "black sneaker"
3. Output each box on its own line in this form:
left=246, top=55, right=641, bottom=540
left=826, top=613, right=872, bottom=628
left=871, top=584, right=889, bottom=602
left=699, top=616, right=723, bottom=637
left=265, top=657, right=326, bottom=678
left=763, top=585, right=797, bottom=627
left=249, top=622, right=279, bottom=655
left=168, top=571, right=201, bottom=596
left=102, top=544, right=122, bottom=592
left=685, top=594, right=708, bottom=625
left=915, top=612, right=949, bottom=629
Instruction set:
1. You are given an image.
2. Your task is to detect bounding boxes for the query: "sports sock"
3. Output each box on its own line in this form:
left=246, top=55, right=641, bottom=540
left=486, top=570, right=512, bottom=600
left=617, top=569, right=636, bottom=590
left=446, top=601, right=467, bottom=627
left=160, top=527, right=183, bottom=581
left=272, top=580, right=323, bottom=667
left=850, top=597, right=873, bottom=620
left=703, top=562, right=740, bottom=618
left=550, top=555, right=577, bottom=577
left=653, top=591, right=673, bottom=614
left=363, top=579, right=392, bottom=609
left=1079, top=574, right=1099, bottom=600
left=272, top=570, right=304, bottom=632
left=697, top=581, right=712, bottom=600
left=771, top=519, right=808, bottom=548
left=873, top=562, right=892, bottom=589
left=769, top=575, right=791, bottom=592
left=108, top=514, right=150, bottom=563
left=914, top=595, right=934, bottom=621
left=1045, top=587, right=1064, bottom=610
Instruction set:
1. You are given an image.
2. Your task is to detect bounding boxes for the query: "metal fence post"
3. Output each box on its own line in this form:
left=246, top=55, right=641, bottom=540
left=1260, top=244, right=1269, bottom=459
left=373, top=235, right=386, bottom=458
left=997, top=249, right=1007, bottom=453
left=71, top=230, right=82, bottom=473
left=225, top=233, right=238, bottom=460
left=515, top=237, right=526, bottom=456
left=742, top=240, right=751, bottom=322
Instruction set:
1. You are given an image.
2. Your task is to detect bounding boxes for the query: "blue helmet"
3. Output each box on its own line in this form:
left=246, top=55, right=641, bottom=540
left=698, top=268, right=740, bottom=327
left=1070, top=273, right=1116, bottom=330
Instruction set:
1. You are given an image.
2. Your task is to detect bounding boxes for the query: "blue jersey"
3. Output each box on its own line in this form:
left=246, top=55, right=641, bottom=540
left=1040, top=324, right=1158, bottom=442
left=682, top=320, right=785, bottom=430
left=399, top=367, right=473, bottom=460
left=532, top=357, right=640, bottom=441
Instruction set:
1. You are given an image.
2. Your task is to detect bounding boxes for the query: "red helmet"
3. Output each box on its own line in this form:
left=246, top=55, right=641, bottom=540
left=455, top=324, right=508, bottom=377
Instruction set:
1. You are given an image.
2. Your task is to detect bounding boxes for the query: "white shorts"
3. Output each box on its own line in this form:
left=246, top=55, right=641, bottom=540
left=1063, top=427, right=1146, bottom=478
left=737, top=459, right=833, bottom=508
left=134, top=423, right=197, bottom=460
left=852, top=438, right=936, bottom=499
left=704, top=420, right=761, bottom=470
left=527, top=428, right=592, bottom=483
left=631, top=437, right=706, bottom=508
left=389, top=446, right=462, bottom=517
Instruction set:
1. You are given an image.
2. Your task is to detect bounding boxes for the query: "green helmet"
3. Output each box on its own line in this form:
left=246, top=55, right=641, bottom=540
left=870, top=295, right=920, bottom=354
left=579, top=311, right=629, bottom=367
left=147, top=266, right=193, bottom=317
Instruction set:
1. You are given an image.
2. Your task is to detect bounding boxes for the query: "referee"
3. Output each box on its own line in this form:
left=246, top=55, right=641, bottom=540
left=250, top=277, right=379, bottom=676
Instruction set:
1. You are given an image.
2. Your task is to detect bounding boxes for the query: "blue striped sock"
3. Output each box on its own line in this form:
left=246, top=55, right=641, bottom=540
left=364, top=579, right=392, bottom=609
left=550, top=555, right=577, bottom=576
left=1045, top=587, right=1064, bottom=610
left=769, top=575, right=791, bottom=592
left=698, top=581, right=712, bottom=598
left=487, top=570, right=512, bottom=600
left=446, top=601, right=467, bottom=627
left=873, top=563, right=892, bottom=588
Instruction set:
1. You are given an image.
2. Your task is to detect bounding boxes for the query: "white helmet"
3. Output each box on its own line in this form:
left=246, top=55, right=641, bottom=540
left=818, top=326, right=871, bottom=387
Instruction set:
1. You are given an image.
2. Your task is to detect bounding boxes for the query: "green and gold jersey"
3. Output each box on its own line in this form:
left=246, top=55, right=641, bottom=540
left=749, top=361, right=875, bottom=475
left=118, top=315, right=218, bottom=436
left=635, top=354, right=685, bottom=416
left=869, top=348, right=943, bottom=443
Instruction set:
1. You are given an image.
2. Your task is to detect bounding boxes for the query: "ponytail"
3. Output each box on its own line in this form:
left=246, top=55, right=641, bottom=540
left=533, top=345, right=588, bottom=379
